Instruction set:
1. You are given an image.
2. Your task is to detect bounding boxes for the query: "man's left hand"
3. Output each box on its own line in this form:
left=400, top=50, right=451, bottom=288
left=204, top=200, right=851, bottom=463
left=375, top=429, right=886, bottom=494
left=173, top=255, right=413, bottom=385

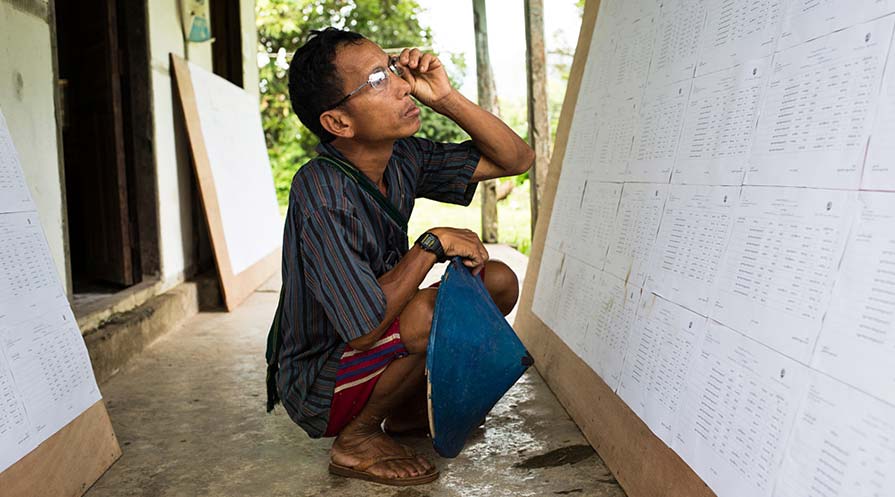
left=396, top=48, right=453, bottom=110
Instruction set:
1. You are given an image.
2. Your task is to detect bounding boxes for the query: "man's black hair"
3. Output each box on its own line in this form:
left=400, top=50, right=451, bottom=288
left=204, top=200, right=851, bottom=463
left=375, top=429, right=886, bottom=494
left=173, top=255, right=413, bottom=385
left=288, top=28, right=366, bottom=143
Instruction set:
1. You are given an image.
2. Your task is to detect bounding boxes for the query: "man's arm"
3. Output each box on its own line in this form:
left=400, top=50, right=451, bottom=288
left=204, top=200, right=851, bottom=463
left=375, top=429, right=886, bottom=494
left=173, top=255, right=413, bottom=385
left=347, top=227, right=489, bottom=351
left=397, top=48, right=535, bottom=183
left=432, top=91, right=535, bottom=183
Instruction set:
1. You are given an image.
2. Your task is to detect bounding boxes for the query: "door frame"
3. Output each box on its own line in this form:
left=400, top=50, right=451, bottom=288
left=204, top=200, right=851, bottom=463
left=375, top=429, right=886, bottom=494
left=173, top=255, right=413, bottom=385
left=51, top=0, right=160, bottom=292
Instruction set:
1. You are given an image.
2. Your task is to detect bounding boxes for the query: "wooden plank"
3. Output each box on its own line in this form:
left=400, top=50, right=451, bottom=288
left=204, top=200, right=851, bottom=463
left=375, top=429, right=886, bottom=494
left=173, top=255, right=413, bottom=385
left=0, top=401, right=121, bottom=497
left=513, top=1, right=716, bottom=496
left=170, top=54, right=280, bottom=311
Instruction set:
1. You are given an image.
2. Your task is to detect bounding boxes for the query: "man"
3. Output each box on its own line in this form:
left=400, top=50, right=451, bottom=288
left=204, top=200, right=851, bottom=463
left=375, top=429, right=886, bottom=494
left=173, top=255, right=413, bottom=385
left=269, top=28, right=534, bottom=486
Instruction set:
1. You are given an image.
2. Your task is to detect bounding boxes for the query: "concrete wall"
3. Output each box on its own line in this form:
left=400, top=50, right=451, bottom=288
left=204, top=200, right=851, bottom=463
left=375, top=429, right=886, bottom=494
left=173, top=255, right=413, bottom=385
left=147, top=0, right=214, bottom=289
left=148, top=0, right=260, bottom=291
left=0, top=1, right=68, bottom=288
left=240, top=0, right=260, bottom=100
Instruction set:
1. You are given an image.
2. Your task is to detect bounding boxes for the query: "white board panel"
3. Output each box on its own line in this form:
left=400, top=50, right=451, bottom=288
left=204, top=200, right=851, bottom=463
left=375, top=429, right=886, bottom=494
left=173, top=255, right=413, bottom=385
left=186, top=61, right=282, bottom=276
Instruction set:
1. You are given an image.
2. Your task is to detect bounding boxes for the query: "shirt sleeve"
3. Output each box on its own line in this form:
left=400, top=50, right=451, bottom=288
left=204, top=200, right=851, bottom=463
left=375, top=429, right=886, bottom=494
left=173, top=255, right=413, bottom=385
left=408, top=137, right=482, bottom=206
left=300, top=207, right=386, bottom=343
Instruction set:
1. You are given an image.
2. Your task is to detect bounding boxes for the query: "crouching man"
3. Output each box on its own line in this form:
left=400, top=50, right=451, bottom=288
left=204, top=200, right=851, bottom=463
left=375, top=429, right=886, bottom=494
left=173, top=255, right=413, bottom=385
left=266, top=27, right=534, bottom=486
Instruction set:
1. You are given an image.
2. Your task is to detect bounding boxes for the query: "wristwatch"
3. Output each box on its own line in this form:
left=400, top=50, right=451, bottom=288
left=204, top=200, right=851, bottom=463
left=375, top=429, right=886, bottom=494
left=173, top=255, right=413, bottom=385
left=415, top=231, right=447, bottom=263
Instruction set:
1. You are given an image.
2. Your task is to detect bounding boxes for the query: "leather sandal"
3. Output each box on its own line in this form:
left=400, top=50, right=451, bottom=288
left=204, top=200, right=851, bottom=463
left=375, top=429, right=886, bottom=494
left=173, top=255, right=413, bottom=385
left=328, top=455, right=439, bottom=486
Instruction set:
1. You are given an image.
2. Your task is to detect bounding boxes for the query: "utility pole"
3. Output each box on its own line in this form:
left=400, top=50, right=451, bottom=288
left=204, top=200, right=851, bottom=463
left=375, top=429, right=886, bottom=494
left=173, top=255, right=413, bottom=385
left=525, top=0, right=550, bottom=234
left=472, top=0, right=499, bottom=243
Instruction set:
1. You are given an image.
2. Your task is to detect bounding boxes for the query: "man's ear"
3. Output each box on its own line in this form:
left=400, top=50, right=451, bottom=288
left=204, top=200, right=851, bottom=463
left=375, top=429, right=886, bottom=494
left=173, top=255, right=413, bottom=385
left=319, top=110, right=355, bottom=140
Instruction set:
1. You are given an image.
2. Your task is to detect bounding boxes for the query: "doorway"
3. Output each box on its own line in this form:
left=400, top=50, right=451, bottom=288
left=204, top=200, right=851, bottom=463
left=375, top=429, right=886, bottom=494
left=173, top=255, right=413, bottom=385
left=55, top=0, right=159, bottom=296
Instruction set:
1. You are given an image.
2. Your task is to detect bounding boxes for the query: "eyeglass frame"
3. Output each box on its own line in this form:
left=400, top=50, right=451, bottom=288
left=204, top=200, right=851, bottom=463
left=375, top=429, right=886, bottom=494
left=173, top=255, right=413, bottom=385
left=324, top=56, right=405, bottom=111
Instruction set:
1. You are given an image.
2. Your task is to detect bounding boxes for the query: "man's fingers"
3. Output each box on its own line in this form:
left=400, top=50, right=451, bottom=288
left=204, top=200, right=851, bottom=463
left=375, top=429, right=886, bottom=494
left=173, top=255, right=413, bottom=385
left=419, top=53, right=435, bottom=72
left=408, top=48, right=422, bottom=68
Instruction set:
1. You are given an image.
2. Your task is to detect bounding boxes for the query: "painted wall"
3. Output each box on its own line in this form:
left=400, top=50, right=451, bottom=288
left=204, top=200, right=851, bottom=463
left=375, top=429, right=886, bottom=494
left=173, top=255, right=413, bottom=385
left=241, top=0, right=261, bottom=100
left=148, top=0, right=260, bottom=289
left=147, top=0, right=214, bottom=288
left=0, top=2, right=68, bottom=289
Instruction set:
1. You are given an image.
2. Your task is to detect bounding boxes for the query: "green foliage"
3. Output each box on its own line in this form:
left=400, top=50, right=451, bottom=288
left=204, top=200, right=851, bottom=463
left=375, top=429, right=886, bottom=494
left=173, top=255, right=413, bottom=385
left=257, top=0, right=468, bottom=205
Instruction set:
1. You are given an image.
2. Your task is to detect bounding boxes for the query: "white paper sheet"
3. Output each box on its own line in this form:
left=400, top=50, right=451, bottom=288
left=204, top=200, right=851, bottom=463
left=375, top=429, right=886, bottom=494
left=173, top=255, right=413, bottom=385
left=628, top=79, right=693, bottom=182
left=0, top=211, right=69, bottom=325
left=617, top=293, right=708, bottom=444
left=812, top=192, right=895, bottom=405
left=2, top=309, right=100, bottom=449
left=532, top=246, right=567, bottom=330
left=606, top=14, right=658, bottom=99
left=778, top=0, right=895, bottom=50
left=599, top=0, right=660, bottom=20
left=671, top=320, right=810, bottom=497
left=673, top=58, right=770, bottom=185
left=746, top=17, right=894, bottom=189
left=0, top=111, right=102, bottom=474
left=648, top=0, right=708, bottom=86
left=696, top=0, right=786, bottom=75
left=645, top=185, right=739, bottom=315
left=773, top=372, right=895, bottom=497
left=542, top=168, right=587, bottom=254
left=568, top=181, right=622, bottom=265
left=604, top=183, right=669, bottom=287
left=580, top=272, right=643, bottom=390
left=863, top=32, right=895, bottom=190
left=594, top=97, right=640, bottom=181
left=579, top=9, right=618, bottom=105
left=561, top=102, right=602, bottom=179
left=709, top=186, right=856, bottom=362
left=0, top=111, right=35, bottom=214
left=0, top=350, right=35, bottom=474
left=551, top=257, right=604, bottom=358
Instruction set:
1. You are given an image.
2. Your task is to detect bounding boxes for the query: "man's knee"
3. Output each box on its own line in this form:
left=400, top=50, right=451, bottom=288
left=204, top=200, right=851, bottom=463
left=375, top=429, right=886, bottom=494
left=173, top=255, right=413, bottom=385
left=484, top=260, right=519, bottom=315
left=398, top=288, right=437, bottom=354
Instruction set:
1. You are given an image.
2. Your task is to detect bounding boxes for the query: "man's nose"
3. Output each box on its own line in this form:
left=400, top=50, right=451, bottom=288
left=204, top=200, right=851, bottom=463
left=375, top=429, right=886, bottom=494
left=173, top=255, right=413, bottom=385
left=396, top=73, right=411, bottom=97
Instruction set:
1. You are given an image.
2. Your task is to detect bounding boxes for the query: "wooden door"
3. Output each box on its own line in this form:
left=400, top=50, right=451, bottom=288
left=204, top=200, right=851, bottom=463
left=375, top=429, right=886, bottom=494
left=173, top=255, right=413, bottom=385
left=57, top=0, right=136, bottom=286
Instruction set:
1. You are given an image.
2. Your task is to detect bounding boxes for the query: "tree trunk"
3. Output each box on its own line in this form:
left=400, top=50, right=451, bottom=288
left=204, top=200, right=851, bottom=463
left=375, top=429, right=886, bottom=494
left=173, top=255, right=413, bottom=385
left=472, top=0, right=499, bottom=243
left=525, top=0, right=551, bottom=235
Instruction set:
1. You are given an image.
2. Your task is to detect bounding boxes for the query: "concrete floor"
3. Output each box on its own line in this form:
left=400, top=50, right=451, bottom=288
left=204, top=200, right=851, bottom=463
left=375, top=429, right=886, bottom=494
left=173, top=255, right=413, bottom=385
left=85, top=246, right=626, bottom=497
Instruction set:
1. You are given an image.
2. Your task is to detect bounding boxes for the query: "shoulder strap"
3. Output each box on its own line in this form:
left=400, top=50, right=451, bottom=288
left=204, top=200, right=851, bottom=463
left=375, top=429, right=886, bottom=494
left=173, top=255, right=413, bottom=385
left=316, top=154, right=408, bottom=234
left=265, top=153, right=409, bottom=413
left=265, top=287, right=285, bottom=412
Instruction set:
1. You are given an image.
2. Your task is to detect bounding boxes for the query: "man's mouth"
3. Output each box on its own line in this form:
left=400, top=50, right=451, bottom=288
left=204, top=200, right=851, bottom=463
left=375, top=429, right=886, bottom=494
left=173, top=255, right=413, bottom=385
left=404, top=103, right=420, bottom=118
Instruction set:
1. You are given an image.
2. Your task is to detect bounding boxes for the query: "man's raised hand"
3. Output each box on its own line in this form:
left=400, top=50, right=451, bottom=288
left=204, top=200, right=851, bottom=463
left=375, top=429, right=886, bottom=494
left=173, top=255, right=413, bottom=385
left=396, top=48, right=453, bottom=110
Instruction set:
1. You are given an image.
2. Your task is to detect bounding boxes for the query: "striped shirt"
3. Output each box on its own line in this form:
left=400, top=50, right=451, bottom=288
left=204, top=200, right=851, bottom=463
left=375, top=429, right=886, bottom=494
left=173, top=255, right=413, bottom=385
left=276, top=136, right=481, bottom=438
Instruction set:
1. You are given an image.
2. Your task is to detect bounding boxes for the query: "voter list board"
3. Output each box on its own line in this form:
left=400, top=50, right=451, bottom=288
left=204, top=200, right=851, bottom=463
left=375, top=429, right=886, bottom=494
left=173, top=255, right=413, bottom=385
left=530, top=1, right=895, bottom=496
left=0, top=109, right=101, bottom=473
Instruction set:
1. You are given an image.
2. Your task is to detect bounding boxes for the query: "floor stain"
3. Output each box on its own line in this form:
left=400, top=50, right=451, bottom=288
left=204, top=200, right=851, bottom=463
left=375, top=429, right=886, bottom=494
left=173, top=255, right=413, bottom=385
left=392, top=489, right=431, bottom=497
left=514, top=445, right=595, bottom=469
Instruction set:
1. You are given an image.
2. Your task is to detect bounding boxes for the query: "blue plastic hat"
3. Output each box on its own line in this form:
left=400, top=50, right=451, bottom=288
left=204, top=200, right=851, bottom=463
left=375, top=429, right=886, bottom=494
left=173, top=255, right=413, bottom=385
left=426, top=257, right=534, bottom=458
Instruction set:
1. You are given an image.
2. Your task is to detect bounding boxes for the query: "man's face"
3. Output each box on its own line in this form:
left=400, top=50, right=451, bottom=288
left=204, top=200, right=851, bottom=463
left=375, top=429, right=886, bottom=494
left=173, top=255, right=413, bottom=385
left=329, top=39, right=421, bottom=141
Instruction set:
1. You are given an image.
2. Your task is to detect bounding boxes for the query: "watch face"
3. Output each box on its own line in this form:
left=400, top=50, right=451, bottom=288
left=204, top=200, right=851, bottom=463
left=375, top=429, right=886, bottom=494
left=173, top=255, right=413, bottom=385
left=421, top=233, right=437, bottom=250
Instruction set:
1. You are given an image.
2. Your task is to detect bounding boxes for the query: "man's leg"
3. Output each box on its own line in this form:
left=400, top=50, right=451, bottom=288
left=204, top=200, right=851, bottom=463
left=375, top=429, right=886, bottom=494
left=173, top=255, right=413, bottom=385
left=482, top=260, right=520, bottom=316
left=383, top=260, right=521, bottom=436
left=330, top=288, right=438, bottom=480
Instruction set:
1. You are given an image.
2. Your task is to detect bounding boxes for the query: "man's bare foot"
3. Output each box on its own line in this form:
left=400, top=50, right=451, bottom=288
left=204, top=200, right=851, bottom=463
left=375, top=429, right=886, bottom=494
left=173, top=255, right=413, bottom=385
left=331, top=424, right=435, bottom=480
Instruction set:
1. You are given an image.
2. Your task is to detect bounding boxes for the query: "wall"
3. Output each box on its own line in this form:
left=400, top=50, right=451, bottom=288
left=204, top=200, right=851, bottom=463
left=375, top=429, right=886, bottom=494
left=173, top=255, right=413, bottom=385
left=240, top=0, right=260, bottom=100
left=0, top=1, right=68, bottom=289
left=148, top=0, right=260, bottom=290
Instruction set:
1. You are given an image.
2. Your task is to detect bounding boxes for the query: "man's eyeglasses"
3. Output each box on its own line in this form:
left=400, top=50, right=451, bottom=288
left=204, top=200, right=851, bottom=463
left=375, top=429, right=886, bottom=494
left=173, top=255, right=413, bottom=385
left=325, top=56, right=405, bottom=111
